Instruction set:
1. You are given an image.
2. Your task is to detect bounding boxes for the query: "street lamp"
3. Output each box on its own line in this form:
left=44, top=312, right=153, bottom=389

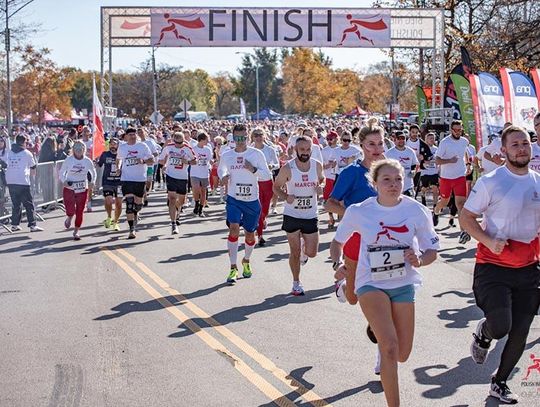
left=236, top=51, right=259, bottom=121
left=2, top=0, right=36, bottom=136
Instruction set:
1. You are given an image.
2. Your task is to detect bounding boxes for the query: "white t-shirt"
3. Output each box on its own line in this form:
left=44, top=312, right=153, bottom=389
left=255, top=144, right=279, bottom=177
left=58, top=155, right=97, bottom=192
left=143, top=139, right=159, bottom=157
left=190, top=144, right=213, bottom=178
left=478, top=145, right=499, bottom=175
left=435, top=135, right=469, bottom=179
left=464, top=166, right=540, bottom=243
left=384, top=146, right=419, bottom=191
left=218, top=147, right=271, bottom=202
left=117, top=142, right=153, bottom=182
left=335, top=145, right=363, bottom=174
left=406, top=138, right=420, bottom=158
left=421, top=145, right=439, bottom=176
left=335, top=196, right=440, bottom=291
left=529, top=142, right=540, bottom=173
left=5, top=149, right=36, bottom=186
left=321, top=146, right=338, bottom=180
left=160, top=144, right=195, bottom=180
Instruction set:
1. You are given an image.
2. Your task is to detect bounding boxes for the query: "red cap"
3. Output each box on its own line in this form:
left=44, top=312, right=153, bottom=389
left=327, top=131, right=338, bottom=140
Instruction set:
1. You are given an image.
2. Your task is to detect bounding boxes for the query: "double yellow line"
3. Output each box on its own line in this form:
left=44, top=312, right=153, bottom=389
left=102, top=247, right=333, bottom=407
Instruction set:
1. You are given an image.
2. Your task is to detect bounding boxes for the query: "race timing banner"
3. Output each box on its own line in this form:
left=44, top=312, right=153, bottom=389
left=149, top=8, right=391, bottom=48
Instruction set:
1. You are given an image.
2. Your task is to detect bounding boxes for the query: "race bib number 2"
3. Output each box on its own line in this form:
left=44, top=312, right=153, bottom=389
left=367, top=244, right=409, bottom=281
left=235, top=183, right=253, bottom=201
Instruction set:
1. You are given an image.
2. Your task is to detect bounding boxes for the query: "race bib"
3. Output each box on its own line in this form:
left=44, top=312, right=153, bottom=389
left=169, top=157, right=183, bottom=168
left=125, top=157, right=139, bottom=166
left=294, top=196, right=313, bottom=210
left=367, top=244, right=409, bottom=281
left=235, top=183, right=253, bottom=201
left=72, top=181, right=86, bottom=193
left=117, top=185, right=123, bottom=196
left=197, top=158, right=208, bottom=166
left=110, top=163, right=117, bottom=173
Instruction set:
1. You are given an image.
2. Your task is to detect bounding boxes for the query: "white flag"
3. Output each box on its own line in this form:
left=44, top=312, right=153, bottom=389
left=240, top=98, right=246, bottom=120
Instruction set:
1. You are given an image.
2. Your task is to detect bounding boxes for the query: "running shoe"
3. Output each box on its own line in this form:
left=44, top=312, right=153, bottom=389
left=421, top=195, right=427, bottom=206
left=291, top=282, right=305, bottom=296
left=449, top=217, right=455, bottom=227
left=471, top=318, right=491, bottom=364
left=226, top=268, right=238, bottom=284
left=172, top=224, right=179, bottom=235
left=459, top=231, right=471, bottom=245
left=73, top=232, right=81, bottom=241
left=86, top=202, right=93, bottom=212
left=128, top=230, right=136, bottom=239
left=242, top=262, right=252, bottom=278
left=11, top=225, right=22, bottom=232
left=103, top=217, right=112, bottom=229
left=175, top=216, right=181, bottom=226
left=490, top=377, right=518, bottom=404
left=374, top=349, right=381, bottom=376
left=112, top=221, right=120, bottom=231
left=432, top=211, right=439, bottom=227
left=143, top=199, right=148, bottom=207
left=258, top=237, right=266, bottom=247
left=271, top=207, right=278, bottom=215
left=30, top=225, right=43, bottom=232
left=335, top=279, right=347, bottom=303
left=367, top=325, right=378, bottom=344
left=193, top=202, right=200, bottom=215
left=64, top=217, right=72, bottom=229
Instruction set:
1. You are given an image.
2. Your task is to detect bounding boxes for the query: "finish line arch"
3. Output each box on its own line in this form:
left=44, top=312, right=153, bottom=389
left=101, top=6, right=444, bottom=111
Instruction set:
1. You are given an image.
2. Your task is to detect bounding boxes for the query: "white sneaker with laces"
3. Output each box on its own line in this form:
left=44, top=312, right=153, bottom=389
left=335, top=279, right=347, bottom=303
left=11, top=225, right=22, bottom=232
left=291, top=282, right=305, bottom=296
left=30, top=225, right=43, bottom=232
left=490, top=377, right=518, bottom=404
left=374, top=349, right=381, bottom=375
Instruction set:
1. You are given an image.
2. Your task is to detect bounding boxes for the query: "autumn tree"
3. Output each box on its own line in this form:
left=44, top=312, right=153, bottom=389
left=162, top=69, right=217, bottom=116
left=333, top=69, right=363, bottom=113
left=212, top=72, right=238, bottom=118
left=11, top=45, right=73, bottom=124
left=282, top=48, right=341, bottom=115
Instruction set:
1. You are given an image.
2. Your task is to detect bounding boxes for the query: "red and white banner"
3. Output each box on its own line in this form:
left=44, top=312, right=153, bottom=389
left=92, top=77, right=105, bottom=160
left=500, top=68, right=538, bottom=132
left=150, top=8, right=391, bottom=48
left=531, top=68, right=540, bottom=110
left=111, top=16, right=151, bottom=37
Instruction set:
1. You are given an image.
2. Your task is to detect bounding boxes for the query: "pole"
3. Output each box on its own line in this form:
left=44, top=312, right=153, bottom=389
left=151, top=46, right=158, bottom=115
left=255, top=65, right=260, bottom=121
left=391, top=48, right=397, bottom=119
left=5, top=0, right=12, bottom=137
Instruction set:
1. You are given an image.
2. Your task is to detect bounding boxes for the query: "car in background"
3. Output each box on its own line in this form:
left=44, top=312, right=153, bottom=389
left=174, top=111, right=209, bottom=122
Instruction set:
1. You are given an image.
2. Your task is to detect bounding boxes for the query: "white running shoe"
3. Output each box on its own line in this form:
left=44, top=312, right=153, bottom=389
left=11, top=225, right=22, bottom=232
left=489, top=377, right=518, bottom=404
left=335, top=279, right=347, bottom=303
left=30, top=225, right=44, bottom=232
left=271, top=207, right=278, bottom=215
left=291, top=282, right=305, bottom=296
left=374, top=349, right=381, bottom=375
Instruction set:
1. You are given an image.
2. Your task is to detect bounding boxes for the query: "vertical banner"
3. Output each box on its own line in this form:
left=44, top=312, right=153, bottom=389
left=460, top=46, right=473, bottom=78
left=240, top=98, right=247, bottom=119
left=451, top=74, right=476, bottom=144
left=92, top=76, right=105, bottom=160
left=530, top=68, right=540, bottom=110
left=444, top=65, right=464, bottom=120
left=416, top=86, right=428, bottom=124
left=500, top=68, right=538, bottom=131
left=470, top=72, right=505, bottom=148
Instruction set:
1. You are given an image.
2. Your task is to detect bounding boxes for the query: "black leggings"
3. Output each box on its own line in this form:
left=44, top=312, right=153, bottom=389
left=474, top=263, right=540, bottom=381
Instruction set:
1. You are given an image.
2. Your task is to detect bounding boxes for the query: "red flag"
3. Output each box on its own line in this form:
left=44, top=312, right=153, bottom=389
left=92, top=77, right=105, bottom=160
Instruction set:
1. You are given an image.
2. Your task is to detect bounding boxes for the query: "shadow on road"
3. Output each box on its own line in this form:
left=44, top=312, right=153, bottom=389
left=438, top=247, right=477, bottom=263
left=433, top=290, right=483, bottom=329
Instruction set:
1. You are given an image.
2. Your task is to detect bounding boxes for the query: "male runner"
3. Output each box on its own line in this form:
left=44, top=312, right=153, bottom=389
left=384, top=131, right=419, bottom=196
left=116, top=128, right=154, bottom=239
left=419, top=132, right=439, bottom=207
left=190, top=132, right=213, bottom=217
left=273, top=136, right=324, bottom=295
left=159, top=131, right=196, bottom=234
left=97, top=138, right=122, bottom=231
left=138, top=128, right=159, bottom=207
left=218, top=124, right=271, bottom=284
left=460, top=125, right=540, bottom=404
left=321, top=131, right=339, bottom=228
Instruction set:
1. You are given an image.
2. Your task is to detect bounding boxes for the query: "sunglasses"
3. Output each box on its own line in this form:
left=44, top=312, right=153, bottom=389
left=233, top=136, right=247, bottom=141
left=342, top=139, right=351, bottom=142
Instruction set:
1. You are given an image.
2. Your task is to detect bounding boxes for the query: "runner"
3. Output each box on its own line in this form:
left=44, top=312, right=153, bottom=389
left=331, top=158, right=438, bottom=407
left=159, top=131, right=196, bottom=234
left=138, top=128, right=159, bottom=207
left=432, top=120, right=471, bottom=244
left=334, top=130, right=363, bottom=181
left=116, top=128, right=154, bottom=239
left=80, top=126, right=94, bottom=213
left=97, top=138, right=122, bottom=231
left=528, top=113, right=540, bottom=173
left=251, top=128, right=279, bottom=247
left=218, top=124, right=271, bottom=284
left=321, top=131, right=339, bottom=228
left=460, top=125, right=540, bottom=404
left=384, top=131, right=419, bottom=196
left=273, top=136, right=325, bottom=295
left=58, top=141, right=97, bottom=240
left=190, top=132, right=213, bottom=217
left=419, top=132, right=439, bottom=207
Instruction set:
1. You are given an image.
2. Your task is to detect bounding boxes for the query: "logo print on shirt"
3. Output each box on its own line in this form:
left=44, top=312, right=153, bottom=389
left=237, top=157, right=243, bottom=164
left=374, top=221, right=409, bottom=244
left=127, top=150, right=138, bottom=157
left=302, top=174, right=308, bottom=182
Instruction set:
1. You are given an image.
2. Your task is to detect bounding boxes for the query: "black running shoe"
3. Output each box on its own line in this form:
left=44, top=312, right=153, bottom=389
left=258, top=237, right=266, bottom=247
left=432, top=211, right=439, bottom=227
left=421, top=196, right=427, bottom=206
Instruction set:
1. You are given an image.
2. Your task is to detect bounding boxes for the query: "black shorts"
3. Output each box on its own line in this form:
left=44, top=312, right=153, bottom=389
left=121, top=181, right=146, bottom=198
left=466, top=172, right=473, bottom=181
left=272, top=169, right=280, bottom=180
left=421, top=174, right=439, bottom=188
left=102, top=184, right=121, bottom=198
left=281, top=215, right=318, bottom=234
left=166, top=175, right=188, bottom=195
left=473, top=262, right=540, bottom=317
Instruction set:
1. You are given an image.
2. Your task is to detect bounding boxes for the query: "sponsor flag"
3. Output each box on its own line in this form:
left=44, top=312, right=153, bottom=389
left=500, top=68, right=538, bottom=131
left=451, top=74, right=476, bottom=145
left=416, top=86, right=429, bottom=124
left=530, top=68, right=540, bottom=110
left=92, top=76, right=105, bottom=160
left=240, top=98, right=247, bottom=120
left=460, top=46, right=473, bottom=78
left=470, top=72, right=505, bottom=148
left=444, top=65, right=464, bottom=120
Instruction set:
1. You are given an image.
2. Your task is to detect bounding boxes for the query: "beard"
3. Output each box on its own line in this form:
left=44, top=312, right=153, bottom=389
left=297, top=154, right=310, bottom=162
left=507, top=155, right=530, bottom=168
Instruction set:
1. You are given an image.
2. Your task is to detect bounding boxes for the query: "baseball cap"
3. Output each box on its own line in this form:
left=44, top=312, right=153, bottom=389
left=326, top=131, right=338, bottom=140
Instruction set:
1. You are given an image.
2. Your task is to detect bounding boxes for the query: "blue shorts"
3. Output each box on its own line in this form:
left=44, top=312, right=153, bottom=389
left=225, top=195, right=261, bottom=233
left=356, top=284, right=415, bottom=303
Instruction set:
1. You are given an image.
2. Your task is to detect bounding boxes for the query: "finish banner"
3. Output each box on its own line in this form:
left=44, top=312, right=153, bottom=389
left=470, top=72, right=505, bottom=148
left=450, top=74, right=476, bottom=144
left=150, top=8, right=391, bottom=47
left=500, top=69, right=538, bottom=132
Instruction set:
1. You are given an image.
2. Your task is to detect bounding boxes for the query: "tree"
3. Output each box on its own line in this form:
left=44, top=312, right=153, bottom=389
left=163, top=69, right=217, bottom=116
left=212, top=72, right=238, bottom=118
left=68, top=69, right=94, bottom=113
left=333, top=69, right=363, bottom=113
left=282, top=48, right=341, bottom=115
left=11, top=45, right=73, bottom=124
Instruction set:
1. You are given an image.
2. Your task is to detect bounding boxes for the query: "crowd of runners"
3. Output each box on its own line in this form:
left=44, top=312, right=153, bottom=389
left=2, top=113, right=540, bottom=405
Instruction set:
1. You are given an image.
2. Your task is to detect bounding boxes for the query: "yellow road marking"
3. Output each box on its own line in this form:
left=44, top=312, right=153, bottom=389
left=116, top=248, right=333, bottom=407
left=102, top=248, right=296, bottom=407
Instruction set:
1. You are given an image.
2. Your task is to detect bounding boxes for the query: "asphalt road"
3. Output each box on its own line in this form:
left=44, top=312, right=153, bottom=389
left=1, top=191, right=539, bottom=407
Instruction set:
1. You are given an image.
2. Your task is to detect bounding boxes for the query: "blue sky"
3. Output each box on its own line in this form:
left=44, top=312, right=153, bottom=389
left=14, top=0, right=387, bottom=74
